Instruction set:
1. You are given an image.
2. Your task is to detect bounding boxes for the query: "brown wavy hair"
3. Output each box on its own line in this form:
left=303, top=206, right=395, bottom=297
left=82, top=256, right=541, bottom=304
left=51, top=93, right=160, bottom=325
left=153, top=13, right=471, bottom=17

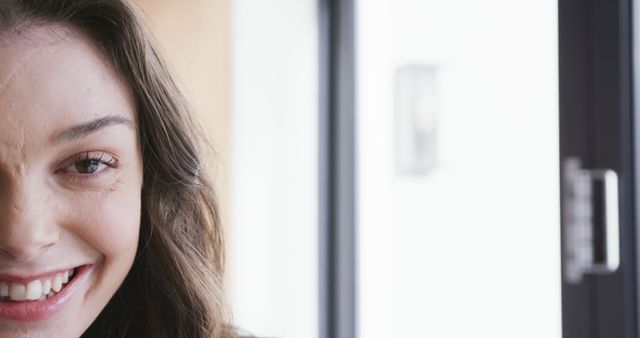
left=0, top=0, right=236, bottom=337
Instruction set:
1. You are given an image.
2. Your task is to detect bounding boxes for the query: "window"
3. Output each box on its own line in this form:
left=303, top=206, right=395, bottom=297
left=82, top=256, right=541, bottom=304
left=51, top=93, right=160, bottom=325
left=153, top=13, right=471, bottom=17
left=355, top=1, right=561, bottom=337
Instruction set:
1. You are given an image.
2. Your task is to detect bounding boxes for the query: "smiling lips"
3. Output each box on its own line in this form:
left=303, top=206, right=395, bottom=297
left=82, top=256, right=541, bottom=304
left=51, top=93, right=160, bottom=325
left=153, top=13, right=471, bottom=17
left=0, top=269, right=75, bottom=302
left=0, top=265, right=91, bottom=322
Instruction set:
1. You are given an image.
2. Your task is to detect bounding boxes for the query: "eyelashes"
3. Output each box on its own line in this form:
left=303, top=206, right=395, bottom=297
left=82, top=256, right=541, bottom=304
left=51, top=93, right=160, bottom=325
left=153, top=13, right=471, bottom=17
left=59, top=151, right=119, bottom=178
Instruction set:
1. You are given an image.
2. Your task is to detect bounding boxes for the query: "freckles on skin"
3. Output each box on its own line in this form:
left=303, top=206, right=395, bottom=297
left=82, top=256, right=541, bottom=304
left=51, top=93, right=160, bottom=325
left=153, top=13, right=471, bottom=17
left=62, top=180, right=141, bottom=303
left=60, top=161, right=142, bottom=253
left=103, top=176, right=123, bottom=194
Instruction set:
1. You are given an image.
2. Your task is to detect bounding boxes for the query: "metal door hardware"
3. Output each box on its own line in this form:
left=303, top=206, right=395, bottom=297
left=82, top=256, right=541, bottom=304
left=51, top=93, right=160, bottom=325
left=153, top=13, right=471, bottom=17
left=563, top=157, right=620, bottom=284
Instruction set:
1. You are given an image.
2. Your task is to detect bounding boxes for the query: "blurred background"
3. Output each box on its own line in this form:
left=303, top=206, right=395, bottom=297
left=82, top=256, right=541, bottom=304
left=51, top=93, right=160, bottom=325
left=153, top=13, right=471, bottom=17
left=137, top=0, right=560, bottom=337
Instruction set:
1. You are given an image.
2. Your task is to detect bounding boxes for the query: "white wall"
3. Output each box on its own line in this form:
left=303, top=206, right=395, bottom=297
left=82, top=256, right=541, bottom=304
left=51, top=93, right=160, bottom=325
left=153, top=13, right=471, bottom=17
left=229, top=1, right=318, bottom=337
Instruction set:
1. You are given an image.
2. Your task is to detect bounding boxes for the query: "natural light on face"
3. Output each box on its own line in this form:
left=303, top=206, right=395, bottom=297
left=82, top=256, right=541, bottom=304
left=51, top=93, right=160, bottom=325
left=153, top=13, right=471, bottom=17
left=0, top=24, right=143, bottom=337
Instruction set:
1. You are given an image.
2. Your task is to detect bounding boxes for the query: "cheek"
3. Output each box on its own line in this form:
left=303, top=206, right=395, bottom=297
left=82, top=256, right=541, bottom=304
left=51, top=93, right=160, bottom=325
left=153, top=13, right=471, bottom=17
left=59, top=178, right=141, bottom=262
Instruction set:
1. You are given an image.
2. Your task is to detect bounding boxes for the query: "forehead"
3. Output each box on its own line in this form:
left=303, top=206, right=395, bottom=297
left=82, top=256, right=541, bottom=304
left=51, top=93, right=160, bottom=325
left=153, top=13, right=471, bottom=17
left=0, top=23, right=135, bottom=156
left=0, top=23, right=119, bottom=96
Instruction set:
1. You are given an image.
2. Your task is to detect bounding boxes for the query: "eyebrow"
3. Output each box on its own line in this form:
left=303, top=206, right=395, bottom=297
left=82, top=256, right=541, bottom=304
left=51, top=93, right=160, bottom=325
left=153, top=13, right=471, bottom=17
left=52, top=115, right=135, bottom=144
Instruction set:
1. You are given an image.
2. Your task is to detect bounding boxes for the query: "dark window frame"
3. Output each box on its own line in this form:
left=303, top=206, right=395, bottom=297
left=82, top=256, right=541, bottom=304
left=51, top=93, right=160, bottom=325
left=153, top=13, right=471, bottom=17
left=318, top=0, right=357, bottom=338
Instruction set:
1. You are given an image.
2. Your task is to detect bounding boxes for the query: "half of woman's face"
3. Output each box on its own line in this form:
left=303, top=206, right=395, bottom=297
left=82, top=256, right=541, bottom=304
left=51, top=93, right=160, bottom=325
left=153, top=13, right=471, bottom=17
left=0, top=24, right=143, bottom=337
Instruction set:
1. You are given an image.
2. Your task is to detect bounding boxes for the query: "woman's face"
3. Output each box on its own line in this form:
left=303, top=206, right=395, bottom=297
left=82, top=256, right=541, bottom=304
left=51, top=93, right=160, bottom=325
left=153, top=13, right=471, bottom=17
left=0, top=25, right=142, bottom=337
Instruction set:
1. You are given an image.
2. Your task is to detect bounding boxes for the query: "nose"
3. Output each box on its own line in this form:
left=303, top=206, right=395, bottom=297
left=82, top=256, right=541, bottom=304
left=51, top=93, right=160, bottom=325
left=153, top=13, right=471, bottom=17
left=0, top=179, right=59, bottom=262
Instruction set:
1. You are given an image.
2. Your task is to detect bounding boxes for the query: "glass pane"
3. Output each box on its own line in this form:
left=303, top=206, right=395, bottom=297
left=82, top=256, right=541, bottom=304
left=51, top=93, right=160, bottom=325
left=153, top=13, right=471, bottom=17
left=229, top=1, right=318, bottom=337
left=356, top=1, right=561, bottom=337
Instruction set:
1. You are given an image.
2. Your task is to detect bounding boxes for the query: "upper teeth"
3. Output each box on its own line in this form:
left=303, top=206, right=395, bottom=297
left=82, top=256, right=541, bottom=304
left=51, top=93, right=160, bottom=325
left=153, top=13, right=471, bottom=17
left=0, top=269, right=74, bottom=301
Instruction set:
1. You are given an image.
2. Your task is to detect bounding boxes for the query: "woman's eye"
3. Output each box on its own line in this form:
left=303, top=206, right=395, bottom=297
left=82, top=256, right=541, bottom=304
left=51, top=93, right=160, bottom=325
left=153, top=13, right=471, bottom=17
left=74, top=159, right=104, bottom=174
left=61, top=152, right=118, bottom=176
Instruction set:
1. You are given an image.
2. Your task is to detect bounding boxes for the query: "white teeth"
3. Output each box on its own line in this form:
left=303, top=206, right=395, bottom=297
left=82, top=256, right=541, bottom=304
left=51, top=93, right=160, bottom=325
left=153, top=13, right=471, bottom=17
left=9, top=284, right=26, bottom=301
left=52, top=275, right=62, bottom=293
left=25, top=280, right=42, bottom=301
left=42, top=279, right=51, bottom=295
left=0, top=269, right=77, bottom=302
